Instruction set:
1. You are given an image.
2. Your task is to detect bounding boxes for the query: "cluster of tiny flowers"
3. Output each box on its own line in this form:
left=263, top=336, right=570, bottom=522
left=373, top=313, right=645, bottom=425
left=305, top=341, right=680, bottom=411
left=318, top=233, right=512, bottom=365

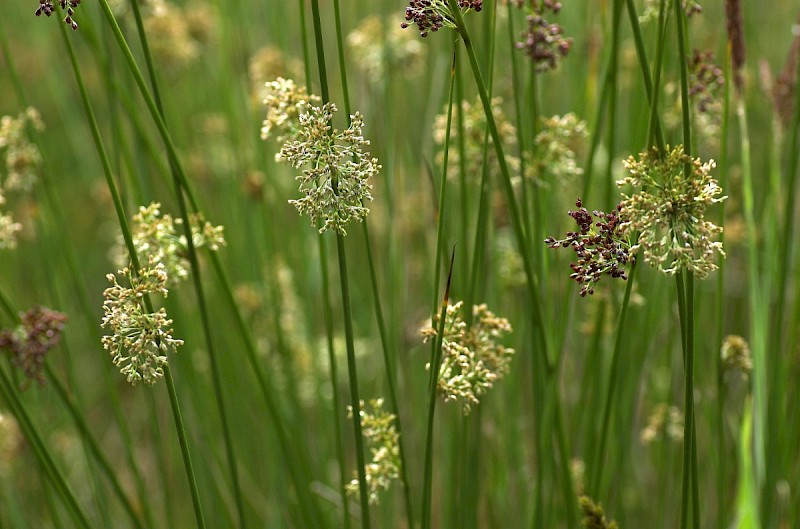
left=35, top=0, right=81, bottom=30
left=528, top=113, right=587, bottom=184
left=545, top=199, right=632, bottom=297
left=345, top=399, right=401, bottom=505
left=421, top=301, right=514, bottom=414
left=119, top=202, right=225, bottom=286
left=0, top=109, right=44, bottom=249
left=689, top=49, right=725, bottom=139
left=640, top=403, right=684, bottom=444
left=248, top=47, right=302, bottom=106
left=432, top=97, right=519, bottom=180
left=617, top=146, right=725, bottom=279
left=516, top=1, right=573, bottom=72
left=348, top=16, right=423, bottom=81
left=260, top=78, right=320, bottom=143
left=578, top=496, right=619, bottom=529
left=143, top=0, right=216, bottom=70
left=721, top=335, right=752, bottom=373
left=401, top=0, right=483, bottom=37
left=101, top=260, right=183, bottom=386
left=0, top=307, right=67, bottom=389
left=640, top=0, right=702, bottom=23
left=278, top=103, right=378, bottom=235
left=0, top=412, right=22, bottom=477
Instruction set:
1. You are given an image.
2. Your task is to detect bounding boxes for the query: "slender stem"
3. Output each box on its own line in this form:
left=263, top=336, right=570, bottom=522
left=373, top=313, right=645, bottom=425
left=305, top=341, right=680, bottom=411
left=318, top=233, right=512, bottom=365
left=589, top=260, right=639, bottom=495
left=308, top=1, right=370, bottom=525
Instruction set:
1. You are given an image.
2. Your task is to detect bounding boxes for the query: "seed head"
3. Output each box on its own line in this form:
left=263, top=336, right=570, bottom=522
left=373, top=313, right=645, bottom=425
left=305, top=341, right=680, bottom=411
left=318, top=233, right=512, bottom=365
left=721, top=335, right=752, bottom=374
left=617, top=145, right=726, bottom=279
left=345, top=399, right=401, bottom=505
left=278, top=103, right=378, bottom=235
left=401, top=0, right=483, bottom=38
left=528, top=113, right=587, bottom=184
left=422, top=301, right=514, bottom=414
left=0, top=307, right=67, bottom=389
left=545, top=199, right=633, bottom=297
left=578, top=496, right=619, bottom=529
left=348, top=16, right=423, bottom=81
left=640, top=403, right=684, bottom=444
left=516, top=2, right=573, bottom=72
left=35, top=0, right=81, bottom=30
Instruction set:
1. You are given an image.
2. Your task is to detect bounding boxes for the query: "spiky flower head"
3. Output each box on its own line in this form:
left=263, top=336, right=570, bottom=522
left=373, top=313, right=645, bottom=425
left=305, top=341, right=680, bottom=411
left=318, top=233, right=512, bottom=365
left=516, top=1, right=573, bottom=72
left=432, top=96, right=519, bottom=180
left=545, top=199, right=633, bottom=297
left=640, top=403, right=684, bottom=444
left=579, top=496, right=619, bottom=529
left=1, top=108, right=44, bottom=192
left=35, top=0, right=81, bottom=30
left=260, top=78, right=321, bottom=143
left=278, top=102, right=378, bottom=235
left=617, top=145, right=725, bottom=278
left=0, top=307, right=67, bottom=389
left=421, top=301, right=514, bottom=414
left=401, top=0, right=483, bottom=38
left=721, top=335, right=752, bottom=374
left=348, top=16, right=423, bottom=81
left=345, top=399, right=401, bottom=505
left=101, top=260, right=183, bottom=386
left=529, top=113, right=587, bottom=184
left=121, top=202, right=225, bottom=286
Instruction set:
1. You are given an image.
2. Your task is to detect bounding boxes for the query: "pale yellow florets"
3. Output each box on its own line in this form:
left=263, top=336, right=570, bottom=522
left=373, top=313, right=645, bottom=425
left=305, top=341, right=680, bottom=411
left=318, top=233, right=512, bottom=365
left=260, top=78, right=321, bottom=143
left=101, top=260, right=183, bottom=386
left=422, top=301, right=515, bottom=414
left=347, top=15, right=423, bottom=81
left=617, top=145, right=726, bottom=279
left=345, top=399, right=401, bottom=505
left=528, top=113, right=587, bottom=185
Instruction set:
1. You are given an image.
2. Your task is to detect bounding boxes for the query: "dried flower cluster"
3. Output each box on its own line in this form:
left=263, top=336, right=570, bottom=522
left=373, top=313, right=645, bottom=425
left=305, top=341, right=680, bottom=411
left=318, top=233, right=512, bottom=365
left=721, top=335, right=752, bottom=373
left=278, top=103, right=378, bottom=235
left=101, top=260, right=183, bottom=386
left=401, top=0, right=483, bottom=37
left=640, top=403, right=684, bottom=444
left=545, top=199, right=632, bottom=296
left=432, top=97, right=519, bottom=180
left=422, top=301, right=514, bottom=414
left=348, top=16, right=423, bottom=81
left=120, top=202, right=226, bottom=286
left=345, top=399, right=401, bottom=505
left=143, top=0, right=216, bottom=70
left=579, top=496, right=619, bottom=529
left=688, top=50, right=725, bottom=140
left=0, top=307, right=67, bottom=389
left=1, top=108, right=44, bottom=250
left=35, top=0, right=81, bottom=30
left=260, top=78, right=320, bottom=144
left=516, top=1, right=573, bottom=72
left=617, top=146, right=725, bottom=278
left=528, top=113, right=587, bottom=184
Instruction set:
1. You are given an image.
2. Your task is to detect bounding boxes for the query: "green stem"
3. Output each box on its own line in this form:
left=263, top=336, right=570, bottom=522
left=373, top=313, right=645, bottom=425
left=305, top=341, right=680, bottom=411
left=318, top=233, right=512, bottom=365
left=589, top=260, right=639, bottom=496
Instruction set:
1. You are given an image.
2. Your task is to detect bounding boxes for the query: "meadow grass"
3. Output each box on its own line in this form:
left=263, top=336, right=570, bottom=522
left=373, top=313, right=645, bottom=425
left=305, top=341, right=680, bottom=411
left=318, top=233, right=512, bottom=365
left=0, top=0, right=799, bottom=528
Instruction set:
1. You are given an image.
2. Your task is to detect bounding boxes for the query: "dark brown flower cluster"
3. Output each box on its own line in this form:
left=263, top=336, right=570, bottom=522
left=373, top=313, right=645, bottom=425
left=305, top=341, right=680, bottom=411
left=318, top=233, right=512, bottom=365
left=544, top=198, right=632, bottom=296
left=35, top=0, right=81, bottom=30
left=401, top=0, right=482, bottom=37
left=690, top=49, right=724, bottom=114
left=0, top=307, right=67, bottom=389
left=516, top=1, right=572, bottom=71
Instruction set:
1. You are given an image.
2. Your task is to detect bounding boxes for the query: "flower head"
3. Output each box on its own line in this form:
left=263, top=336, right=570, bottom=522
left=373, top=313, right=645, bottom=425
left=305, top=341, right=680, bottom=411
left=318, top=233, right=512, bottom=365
left=142, top=0, right=215, bottom=70
left=348, top=16, right=423, bottom=81
left=345, top=399, right=401, bottom=505
left=278, top=103, right=378, bottom=235
left=545, top=199, right=633, bottom=296
left=640, top=403, right=684, bottom=444
left=119, top=202, right=225, bottom=286
left=579, top=496, right=619, bottom=529
left=35, top=0, right=81, bottom=30
left=260, top=78, right=320, bottom=143
left=101, top=260, right=183, bottom=386
left=617, top=145, right=725, bottom=278
left=421, top=301, right=514, bottom=414
left=528, top=113, right=587, bottom=184
left=401, top=0, right=483, bottom=38
left=721, top=335, right=752, bottom=374
left=516, top=1, right=573, bottom=72
left=0, top=307, right=67, bottom=389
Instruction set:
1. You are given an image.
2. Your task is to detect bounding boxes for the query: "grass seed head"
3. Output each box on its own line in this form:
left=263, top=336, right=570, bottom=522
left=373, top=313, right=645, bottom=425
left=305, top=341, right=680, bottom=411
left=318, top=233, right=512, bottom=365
left=0, top=307, right=67, bottom=389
